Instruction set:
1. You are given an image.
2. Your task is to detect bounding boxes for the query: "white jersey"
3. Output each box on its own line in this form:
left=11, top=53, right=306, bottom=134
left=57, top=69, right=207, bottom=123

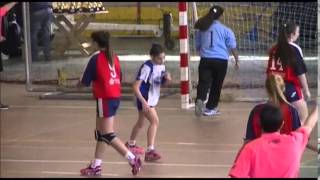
left=136, top=60, right=166, bottom=106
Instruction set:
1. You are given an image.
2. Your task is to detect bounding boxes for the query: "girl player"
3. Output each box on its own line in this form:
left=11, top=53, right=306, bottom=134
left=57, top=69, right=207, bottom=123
left=125, top=43, right=172, bottom=162
left=79, top=31, right=141, bottom=176
left=244, top=74, right=301, bottom=142
left=266, top=22, right=310, bottom=123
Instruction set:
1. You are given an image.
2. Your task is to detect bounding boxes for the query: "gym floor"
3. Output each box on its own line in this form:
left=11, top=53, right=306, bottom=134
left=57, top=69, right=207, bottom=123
left=0, top=83, right=317, bottom=178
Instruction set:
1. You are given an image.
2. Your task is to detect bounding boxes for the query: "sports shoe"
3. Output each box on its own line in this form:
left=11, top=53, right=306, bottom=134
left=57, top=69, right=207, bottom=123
left=145, top=150, right=161, bottom=162
left=203, top=107, right=221, bottom=116
left=80, top=164, right=102, bottom=176
left=125, top=142, right=145, bottom=155
left=195, top=99, right=204, bottom=117
left=0, top=104, right=9, bottom=110
left=129, top=156, right=142, bottom=175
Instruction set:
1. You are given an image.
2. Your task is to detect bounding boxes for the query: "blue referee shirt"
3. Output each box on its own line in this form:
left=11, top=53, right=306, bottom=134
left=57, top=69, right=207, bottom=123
left=195, top=20, right=237, bottom=60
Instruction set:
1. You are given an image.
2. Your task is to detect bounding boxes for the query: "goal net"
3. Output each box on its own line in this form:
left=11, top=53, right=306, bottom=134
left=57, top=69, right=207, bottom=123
left=187, top=2, right=317, bottom=102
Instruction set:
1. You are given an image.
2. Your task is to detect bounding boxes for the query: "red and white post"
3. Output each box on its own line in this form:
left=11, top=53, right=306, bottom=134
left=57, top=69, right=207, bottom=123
left=179, top=2, right=191, bottom=109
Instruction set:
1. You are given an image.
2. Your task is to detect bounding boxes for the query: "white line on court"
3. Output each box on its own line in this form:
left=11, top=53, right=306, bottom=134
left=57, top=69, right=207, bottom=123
left=7, top=104, right=252, bottom=111
left=1, top=139, right=243, bottom=146
left=41, top=171, right=120, bottom=176
left=1, top=145, right=238, bottom=153
left=0, top=159, right=231, bottom=168
left=1, top=159, right=317, bottom=169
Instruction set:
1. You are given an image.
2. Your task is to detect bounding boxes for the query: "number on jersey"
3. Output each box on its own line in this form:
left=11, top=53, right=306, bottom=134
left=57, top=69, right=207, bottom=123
left=269, top=57, right=284, bottom=71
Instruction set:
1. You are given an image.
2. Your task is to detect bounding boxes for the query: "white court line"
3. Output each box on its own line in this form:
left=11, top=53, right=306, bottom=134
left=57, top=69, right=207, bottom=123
left=41, top=171, right=120, bottom=177
left=1, top=145, right=238, bottom=153
left=1, top=139, right=242, bottom=146
left=7, top=105, right=252, bottom=111
left=1, top=159, right=317, bottom=169
left=41, top=171, right=218, bottom=178
left=0, top=159, right=231, bottom=168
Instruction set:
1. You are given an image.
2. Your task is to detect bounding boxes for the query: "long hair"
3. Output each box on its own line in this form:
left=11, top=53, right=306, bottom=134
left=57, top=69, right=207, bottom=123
left=275, top=22, right=298, bottom=68
left=265, top=74, right=289, bottom=106
left=91, top=31, right=114, bottom=66
left=194, top=5, right=224, bottom=31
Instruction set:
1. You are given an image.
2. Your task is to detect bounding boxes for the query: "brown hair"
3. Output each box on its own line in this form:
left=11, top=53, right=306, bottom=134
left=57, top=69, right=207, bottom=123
left=91, top=31, right=113, bottom=66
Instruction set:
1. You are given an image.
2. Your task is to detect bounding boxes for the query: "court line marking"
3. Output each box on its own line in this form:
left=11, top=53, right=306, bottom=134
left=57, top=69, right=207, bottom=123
left=0, top=139, right=243, bottom=146
left=7, top=105, right=252, bottom=111
left=1, top=159, right=317, bottom=169
left=42, top=171, right=120, bottom=176
left=41, top=171, right=220, bottom=178
left=1, top=145, right=238, bottom=153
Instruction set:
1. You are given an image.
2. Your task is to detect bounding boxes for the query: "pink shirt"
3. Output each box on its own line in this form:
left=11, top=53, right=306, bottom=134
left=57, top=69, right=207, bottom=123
left=0, top=6, right=9, bottom=37
left=229, top=127, right=310, bottom=178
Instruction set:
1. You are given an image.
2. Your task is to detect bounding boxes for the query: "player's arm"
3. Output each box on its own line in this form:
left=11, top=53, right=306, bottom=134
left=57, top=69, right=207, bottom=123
left=226, top=29, right=239, bottom=70
left=298, top=74, right=310, bottom=100
left=78, top=55, right=97, bottom=88
left=0, top=2, right=17, bottom=17
left=294, top=49, right=310, bottom=100
left=301, top=101, right=318, bottom=134
left=161, top=71, right=172, bottom=87
left=132, top=80, right=150, bottom=112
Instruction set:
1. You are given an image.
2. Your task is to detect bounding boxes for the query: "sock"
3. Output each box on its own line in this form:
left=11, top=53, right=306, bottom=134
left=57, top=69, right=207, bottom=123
left=91, top=159, right=102, bottom=168
left=125, top=151, right=135, bottom=161
left=128, top=140, right=136, bottom=146
left=147, top=145, right=155, bottom=152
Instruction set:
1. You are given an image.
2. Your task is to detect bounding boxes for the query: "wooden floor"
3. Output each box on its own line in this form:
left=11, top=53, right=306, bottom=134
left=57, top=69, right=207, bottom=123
left=0, top=83, right=317, bottom=178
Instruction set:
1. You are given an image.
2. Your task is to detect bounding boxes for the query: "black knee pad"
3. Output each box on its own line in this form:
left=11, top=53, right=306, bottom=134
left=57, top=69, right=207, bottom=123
left=94, top=129, right=103, bottom=142
left=101, top=132, right=117, bottom=145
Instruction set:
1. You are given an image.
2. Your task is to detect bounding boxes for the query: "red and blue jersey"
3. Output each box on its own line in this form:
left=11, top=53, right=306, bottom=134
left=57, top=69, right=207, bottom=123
left=81, top=51, right=121, bottom=99
left=266, top=44, right=307, bottom=88
left=245, top=102, right=301, bottom=141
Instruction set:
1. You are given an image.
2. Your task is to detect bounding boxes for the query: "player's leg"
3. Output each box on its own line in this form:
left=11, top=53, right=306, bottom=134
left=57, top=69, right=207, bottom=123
left=143, top=108, right=161, bottom=161
left=126, top=110, right=145, bottom=155
left=195, top=59, right=213, bottom=117
left=204, top=60, right=227, bottom=116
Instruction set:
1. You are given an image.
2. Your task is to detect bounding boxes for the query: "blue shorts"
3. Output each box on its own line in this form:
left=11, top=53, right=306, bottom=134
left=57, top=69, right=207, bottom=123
left=136, top=98, right=154, bottom=111
left=96, top=98, right=120, bottom=118
left=285, top=83, right=303, bottom=103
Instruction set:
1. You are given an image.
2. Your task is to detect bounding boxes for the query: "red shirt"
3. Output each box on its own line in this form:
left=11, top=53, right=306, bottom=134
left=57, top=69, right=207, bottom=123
left=245, top=102, right=301, bottom=140
left=229, top=127, right=310, bottom=178
left=81, top=51, right=121, bottom=99
left=0, top=6, right=9, bottom=37
left=266, top=45, right=301, bottom=88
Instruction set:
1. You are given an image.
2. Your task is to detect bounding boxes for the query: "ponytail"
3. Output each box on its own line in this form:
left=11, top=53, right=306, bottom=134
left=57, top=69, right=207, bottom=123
left=91, top=31, right=114, bottom=66
left=265, top=74, right=290, bottom=106
left=275, top=22, right=298, bottom=68
left=194, top=5, right=224, bottom=31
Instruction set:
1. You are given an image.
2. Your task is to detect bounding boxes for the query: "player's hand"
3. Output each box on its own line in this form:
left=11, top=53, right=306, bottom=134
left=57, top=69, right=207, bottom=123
left=142, top=102, right=150, bottom=113
left=0, top=36, right=6, bottom=42
left=76, top=79, right=83, bottom=88
left=164, top=72, right=172, bottom=82
left=304, top=89, right=311, bottom=101
left=234, top=61, right=239, bottom=71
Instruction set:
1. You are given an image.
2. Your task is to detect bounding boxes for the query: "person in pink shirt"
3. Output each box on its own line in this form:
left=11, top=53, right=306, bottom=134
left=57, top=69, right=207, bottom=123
left=0, top=2, right=17, bottom=110
left=229, top=102, right=318, bottom=178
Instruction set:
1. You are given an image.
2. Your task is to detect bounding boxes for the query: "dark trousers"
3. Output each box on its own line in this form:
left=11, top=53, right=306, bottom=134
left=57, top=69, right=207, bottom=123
left=30, top=8, right=53, bottom=61
left=196, top=58, right=228, bottom=109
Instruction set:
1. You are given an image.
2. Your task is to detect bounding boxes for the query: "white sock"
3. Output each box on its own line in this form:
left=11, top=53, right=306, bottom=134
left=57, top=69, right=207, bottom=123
left=91, top=159, right=102, bottom=168
left=128, top=140, right=136, bottom=146
left=125, top=151, right=135, bottom=161
left=147, top=145, right=155, bottom=152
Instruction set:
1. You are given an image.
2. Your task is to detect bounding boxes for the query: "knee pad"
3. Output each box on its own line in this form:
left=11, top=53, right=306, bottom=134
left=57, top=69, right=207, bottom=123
left=94, top=129, right=103, bottom=142
left=101, top=132, right=117, bottom=145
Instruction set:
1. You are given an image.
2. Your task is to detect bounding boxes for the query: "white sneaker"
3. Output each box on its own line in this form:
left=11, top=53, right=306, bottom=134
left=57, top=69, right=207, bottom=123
left=203, top=108, right=221, bottom=116
left=195, top=99, right=204, bottom=117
